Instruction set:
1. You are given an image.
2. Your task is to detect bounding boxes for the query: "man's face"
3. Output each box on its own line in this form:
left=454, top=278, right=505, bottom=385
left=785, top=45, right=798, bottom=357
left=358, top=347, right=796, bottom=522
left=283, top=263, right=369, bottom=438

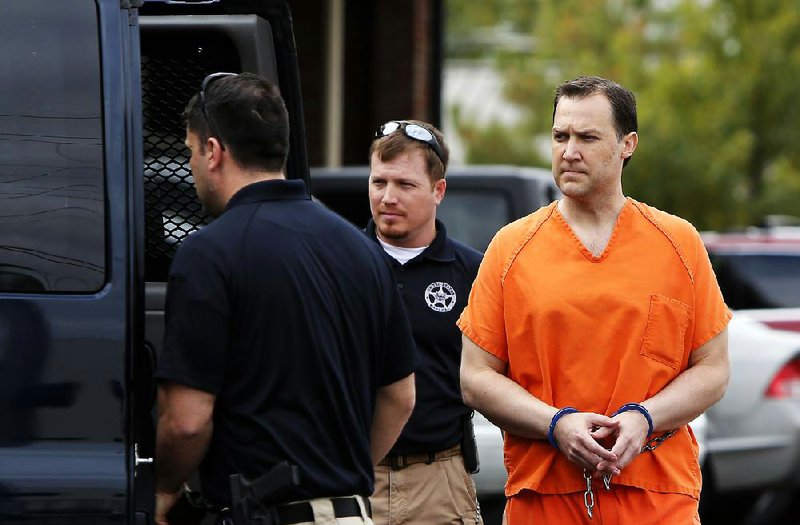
left=185, top=128, right=223, bottom=217
left=551, top=94, right=635, bottom=200
left=369, top=148, right=445, bottom=248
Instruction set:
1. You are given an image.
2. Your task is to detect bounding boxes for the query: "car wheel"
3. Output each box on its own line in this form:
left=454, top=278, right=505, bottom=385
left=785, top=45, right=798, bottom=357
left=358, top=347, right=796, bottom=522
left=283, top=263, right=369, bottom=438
left=700, top=462, right=763, bottom=525
left=479, top=496, right=506, bottom=525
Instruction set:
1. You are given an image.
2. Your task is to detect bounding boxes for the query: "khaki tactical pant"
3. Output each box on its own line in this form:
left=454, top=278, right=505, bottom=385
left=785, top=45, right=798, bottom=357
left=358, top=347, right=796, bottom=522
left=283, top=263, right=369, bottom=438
left=371, top=452, right=481, bottom=525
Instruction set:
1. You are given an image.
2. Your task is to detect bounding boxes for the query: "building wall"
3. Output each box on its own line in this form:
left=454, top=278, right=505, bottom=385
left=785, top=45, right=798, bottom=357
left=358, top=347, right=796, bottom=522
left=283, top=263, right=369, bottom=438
left=290, top=0, right=442, bottom=167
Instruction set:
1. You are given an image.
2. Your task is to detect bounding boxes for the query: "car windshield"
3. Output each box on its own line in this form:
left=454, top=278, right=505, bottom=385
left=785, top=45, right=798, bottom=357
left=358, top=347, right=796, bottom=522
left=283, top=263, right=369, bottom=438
left=437, top=190, right=511, bottom=252
left=712, top=253, right=800, bottom=308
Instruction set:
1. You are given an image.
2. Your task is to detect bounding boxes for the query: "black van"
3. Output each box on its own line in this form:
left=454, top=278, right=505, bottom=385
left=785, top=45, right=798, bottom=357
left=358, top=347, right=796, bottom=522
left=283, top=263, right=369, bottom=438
left=0, top=1, right=307, bottom=523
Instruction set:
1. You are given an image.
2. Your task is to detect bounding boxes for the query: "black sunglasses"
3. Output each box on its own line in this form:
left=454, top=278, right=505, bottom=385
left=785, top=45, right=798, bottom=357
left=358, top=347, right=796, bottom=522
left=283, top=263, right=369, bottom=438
left=375, top=121, right=445, bottom=165
left=198, top=72, right=237, bottom=150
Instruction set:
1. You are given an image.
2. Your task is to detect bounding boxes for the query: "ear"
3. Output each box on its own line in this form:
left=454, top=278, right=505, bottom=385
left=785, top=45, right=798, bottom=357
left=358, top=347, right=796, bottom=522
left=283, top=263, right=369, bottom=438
left=622, top=132, right=638, bottom=160
left=433, top=178, right=446, bottom=205
left=206, top=136, right=224, bottom=170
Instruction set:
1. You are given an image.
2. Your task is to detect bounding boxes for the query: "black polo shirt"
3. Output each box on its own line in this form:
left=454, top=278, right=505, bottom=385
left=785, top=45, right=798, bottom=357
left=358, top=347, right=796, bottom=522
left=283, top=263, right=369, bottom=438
left=366, top=219, right=482, bottom=454
left=156, top=179, right=417, bottom=506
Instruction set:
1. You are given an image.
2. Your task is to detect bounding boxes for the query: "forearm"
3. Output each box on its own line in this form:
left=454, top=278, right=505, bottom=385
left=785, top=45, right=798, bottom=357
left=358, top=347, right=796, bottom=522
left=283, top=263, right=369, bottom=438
left=462, top=365, right=557, bottom=439
left=154, top=382, right=216, bottom=494
left=643, top=361, right=728, bottom=432
left=155, top=415, right=213, bottom=493
left=461, top=335, right=622, bottom=473
left=460, top=335, right=556, bottom=439
left=371, top=374, right=415, bottom=464
left=370, top=408, right=407, bottom=464
left=643, top=330, right=730, bottom=432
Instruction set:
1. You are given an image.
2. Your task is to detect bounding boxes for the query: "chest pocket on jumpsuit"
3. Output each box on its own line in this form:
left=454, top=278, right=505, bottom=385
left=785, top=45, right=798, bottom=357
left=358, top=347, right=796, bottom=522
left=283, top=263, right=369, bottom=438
left=639, top=294, right=692, bottom=370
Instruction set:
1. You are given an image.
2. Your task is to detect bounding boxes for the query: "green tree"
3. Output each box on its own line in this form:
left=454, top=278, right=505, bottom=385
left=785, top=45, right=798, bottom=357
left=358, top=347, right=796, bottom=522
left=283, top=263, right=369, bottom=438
left=447, top=0, right=800, bottom=229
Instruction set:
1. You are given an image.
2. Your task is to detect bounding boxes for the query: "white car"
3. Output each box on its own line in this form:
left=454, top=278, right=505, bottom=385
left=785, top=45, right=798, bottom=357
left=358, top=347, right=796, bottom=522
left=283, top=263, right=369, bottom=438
left=472, top=411, right=506, bottom=500
left=472, top=411, right=506, bottom=524
left=701, top=312, right=800, bottom=522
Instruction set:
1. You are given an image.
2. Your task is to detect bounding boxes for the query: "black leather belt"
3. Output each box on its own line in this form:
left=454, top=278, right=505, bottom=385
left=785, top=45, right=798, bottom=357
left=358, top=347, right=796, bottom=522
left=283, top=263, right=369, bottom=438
left=378, top=444, right=461, bottom=470
left=276, top=496, right=370, bottom=525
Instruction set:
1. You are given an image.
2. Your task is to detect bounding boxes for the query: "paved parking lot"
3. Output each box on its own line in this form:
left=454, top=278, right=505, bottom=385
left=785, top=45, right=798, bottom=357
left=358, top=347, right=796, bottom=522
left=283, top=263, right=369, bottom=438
left=478, top=490, right=800, bottom=525
left=703, top=489, right=800, bottom=525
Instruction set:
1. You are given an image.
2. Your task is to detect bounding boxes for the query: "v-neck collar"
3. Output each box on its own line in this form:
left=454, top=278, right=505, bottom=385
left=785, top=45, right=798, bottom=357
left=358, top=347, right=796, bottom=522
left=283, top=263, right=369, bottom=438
left=553, top=198, right=632, bottom=263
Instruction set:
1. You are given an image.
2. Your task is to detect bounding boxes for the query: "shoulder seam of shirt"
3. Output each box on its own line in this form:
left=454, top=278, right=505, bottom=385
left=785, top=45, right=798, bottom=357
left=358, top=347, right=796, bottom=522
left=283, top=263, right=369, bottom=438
left=500, top=203, right=557, bottom=285
left=630, top=199, right=695, bottom=284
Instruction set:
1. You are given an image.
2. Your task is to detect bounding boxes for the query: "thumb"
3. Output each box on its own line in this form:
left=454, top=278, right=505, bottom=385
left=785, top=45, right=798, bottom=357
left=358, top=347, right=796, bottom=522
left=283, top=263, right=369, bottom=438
left=591, top=425, right=617, bottom=439
left=586, top=413, right=620, bottom=429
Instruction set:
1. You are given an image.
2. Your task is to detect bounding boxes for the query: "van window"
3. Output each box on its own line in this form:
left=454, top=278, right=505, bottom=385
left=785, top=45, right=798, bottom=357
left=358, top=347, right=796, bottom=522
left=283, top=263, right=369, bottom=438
left=438, top=190, right=511, bottom=252
left=0, top=1, right=104, bottom=293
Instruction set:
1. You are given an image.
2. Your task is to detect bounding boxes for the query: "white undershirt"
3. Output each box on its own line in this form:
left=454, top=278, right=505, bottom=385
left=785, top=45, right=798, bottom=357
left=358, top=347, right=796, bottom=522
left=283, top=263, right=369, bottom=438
left=377, top=238, right=428, bottom=265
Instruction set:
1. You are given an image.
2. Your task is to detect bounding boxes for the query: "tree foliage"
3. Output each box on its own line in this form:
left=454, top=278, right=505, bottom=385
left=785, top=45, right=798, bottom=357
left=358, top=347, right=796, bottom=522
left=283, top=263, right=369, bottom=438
left=447, top=0, right=800, bottom=229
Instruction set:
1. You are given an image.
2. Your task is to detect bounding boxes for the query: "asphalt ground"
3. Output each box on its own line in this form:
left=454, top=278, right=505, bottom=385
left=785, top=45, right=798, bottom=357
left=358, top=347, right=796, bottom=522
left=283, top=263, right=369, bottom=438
left=479, top=490, right=800, bottom=525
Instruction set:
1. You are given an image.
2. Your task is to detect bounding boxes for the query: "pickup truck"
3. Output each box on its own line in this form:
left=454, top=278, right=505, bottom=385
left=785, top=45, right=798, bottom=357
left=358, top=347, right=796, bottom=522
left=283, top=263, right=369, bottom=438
left=0, top=1, right=308, bottom=523
left=310, top=165, right=560, bottom=251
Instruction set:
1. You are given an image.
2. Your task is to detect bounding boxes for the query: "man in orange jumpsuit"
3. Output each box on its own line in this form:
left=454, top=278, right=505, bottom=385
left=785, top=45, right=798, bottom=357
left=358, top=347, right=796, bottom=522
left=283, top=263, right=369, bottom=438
left=458, top=76, right=731, bottom=524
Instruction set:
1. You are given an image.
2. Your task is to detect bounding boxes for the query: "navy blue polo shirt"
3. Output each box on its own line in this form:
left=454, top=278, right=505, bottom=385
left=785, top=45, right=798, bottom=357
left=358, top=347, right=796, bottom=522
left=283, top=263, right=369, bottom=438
left=156, top=179, right=417, bottom=506
left=366, top=219, right=482, bottom=454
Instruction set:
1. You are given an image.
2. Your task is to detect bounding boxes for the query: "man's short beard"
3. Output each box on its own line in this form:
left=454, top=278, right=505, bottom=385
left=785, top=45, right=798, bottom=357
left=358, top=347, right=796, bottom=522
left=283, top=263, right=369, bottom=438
left=378, top=226, right=407, bottom=241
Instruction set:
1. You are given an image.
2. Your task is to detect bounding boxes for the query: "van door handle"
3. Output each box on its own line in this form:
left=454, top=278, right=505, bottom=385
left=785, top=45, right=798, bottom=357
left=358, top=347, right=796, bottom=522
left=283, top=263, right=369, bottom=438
left=134, top=443, right=154, bottom=476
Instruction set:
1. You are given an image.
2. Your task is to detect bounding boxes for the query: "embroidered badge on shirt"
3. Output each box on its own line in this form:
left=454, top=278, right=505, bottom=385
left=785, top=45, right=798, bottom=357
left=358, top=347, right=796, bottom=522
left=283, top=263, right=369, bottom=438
left=425, top=281, right=457, bottom=312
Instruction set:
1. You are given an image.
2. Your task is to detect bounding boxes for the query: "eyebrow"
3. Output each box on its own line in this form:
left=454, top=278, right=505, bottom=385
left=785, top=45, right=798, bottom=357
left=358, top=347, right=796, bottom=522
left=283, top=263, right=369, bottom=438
left=552, top=126, right=603, bottom=135
left=370, top=175, right=418, bottom=184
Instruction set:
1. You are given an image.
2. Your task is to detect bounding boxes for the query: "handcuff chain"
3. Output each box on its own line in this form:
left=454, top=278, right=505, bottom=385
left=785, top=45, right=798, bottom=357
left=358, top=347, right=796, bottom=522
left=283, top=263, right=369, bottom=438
left=602, top=474, right=612, bottom=490
left=641, top=429, right=677, bottom=452
left=582, top=469, right=594, bottom=519
left=578, top=429, right=676, bottom=520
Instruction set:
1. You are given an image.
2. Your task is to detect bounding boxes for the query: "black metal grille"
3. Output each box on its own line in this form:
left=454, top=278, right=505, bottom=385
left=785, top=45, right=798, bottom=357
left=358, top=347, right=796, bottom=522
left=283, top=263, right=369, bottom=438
left=141, top=31, right=241, bottom=281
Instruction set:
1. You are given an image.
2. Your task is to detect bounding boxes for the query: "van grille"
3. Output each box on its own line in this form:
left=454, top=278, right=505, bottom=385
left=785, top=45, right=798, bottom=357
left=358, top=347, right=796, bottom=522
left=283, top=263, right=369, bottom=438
left=142, top=54, right=209, bottom=281
left=141, top=31, right=241, bottom=281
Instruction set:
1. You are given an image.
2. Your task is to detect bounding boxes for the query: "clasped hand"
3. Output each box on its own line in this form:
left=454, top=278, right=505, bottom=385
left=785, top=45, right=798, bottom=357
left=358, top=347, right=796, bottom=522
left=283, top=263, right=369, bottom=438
left=553, top=410, right=650, bottom=477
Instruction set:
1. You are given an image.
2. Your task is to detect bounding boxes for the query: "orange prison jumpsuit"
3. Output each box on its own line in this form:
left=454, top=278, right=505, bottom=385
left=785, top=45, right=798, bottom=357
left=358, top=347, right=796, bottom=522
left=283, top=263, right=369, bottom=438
left=458, top=199, right=731, bottom=524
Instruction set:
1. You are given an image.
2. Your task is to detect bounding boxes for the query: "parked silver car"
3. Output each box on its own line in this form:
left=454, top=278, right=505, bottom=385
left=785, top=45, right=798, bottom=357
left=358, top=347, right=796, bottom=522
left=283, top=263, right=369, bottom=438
left=701, top=312, right=800, bottom=523
left=472, top=412, right=506, bottom=524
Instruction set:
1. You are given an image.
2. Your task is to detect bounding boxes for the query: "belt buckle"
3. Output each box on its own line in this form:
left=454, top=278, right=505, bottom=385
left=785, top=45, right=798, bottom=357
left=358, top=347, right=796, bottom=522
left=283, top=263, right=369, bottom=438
left=389, top=454, right=408, bottom=470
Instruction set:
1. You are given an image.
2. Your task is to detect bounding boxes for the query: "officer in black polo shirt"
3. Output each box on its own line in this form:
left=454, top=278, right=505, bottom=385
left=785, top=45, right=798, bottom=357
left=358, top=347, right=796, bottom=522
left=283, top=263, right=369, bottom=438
left=366, top=120, right=483, bottom=525
left=154, top=73, right=417, bottom=525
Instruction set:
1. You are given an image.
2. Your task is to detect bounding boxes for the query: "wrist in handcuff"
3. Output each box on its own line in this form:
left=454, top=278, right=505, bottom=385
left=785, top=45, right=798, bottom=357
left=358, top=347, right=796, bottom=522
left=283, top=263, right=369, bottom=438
left=547, top=406, right=579, bottom=450
left=612, top=402, right=654, bottom=437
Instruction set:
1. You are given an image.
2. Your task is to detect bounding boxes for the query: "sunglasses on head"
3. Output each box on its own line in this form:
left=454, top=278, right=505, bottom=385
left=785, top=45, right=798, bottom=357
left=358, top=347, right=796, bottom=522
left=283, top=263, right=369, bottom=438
left=375, top=120, right=445, bottom=164
left=198, top=72, right=237, bottom=150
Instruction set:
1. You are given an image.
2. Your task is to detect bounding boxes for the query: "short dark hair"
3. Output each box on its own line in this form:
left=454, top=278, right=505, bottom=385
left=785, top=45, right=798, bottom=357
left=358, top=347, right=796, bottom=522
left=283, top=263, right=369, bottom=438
left=184, top=73, right=290, bottom=172
left=369, top=120, right=449, bottom=183
left=553, top=76, right=637, bottom=167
